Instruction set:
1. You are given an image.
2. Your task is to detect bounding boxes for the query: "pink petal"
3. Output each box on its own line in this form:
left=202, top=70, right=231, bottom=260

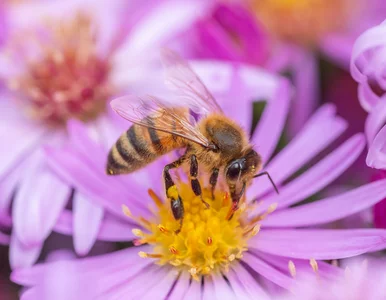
left=319, top=33, right=353, bottom=70
left=351, top=21, right=386, bottom=84
left=141, top=270, right=178, bottom=299
left=367, top=124, right=386, bottom=169
left=12, top=245, right=151, bottom=286
left=365, top=101, right=386, bottom=145
left=45, top=146, right=149, bottom=219
left=212, top=274, right=236, bottom=300
left=242, top=252, right=295, bottom=290
left=250, top=229, right=386, bottom=260
left=289, top=48, right=319, bottom=135
left=248, top=104, right=347, bottom=200
left=55, top=210, right=135, bottom=242
left=252, top=79, right=291, bottom=163
left=13, top=152, right=71, bottom=245
left=229, top=262, right=269, bottom=299
left=263, top=178, right=386, bottom=227
left=202, top=276, right=216, bottom=300
left=168, top=272, right=190, bottom=300
left=113, top=0, right=211, bottom=64
left=73, top=193, right=104, bottom=256
left=0, top=105, right=46, bottom=178
left=252, top=133, right=365, bottom=213
left=9, top=234, right=43, bottom=269
left=255, top=251, right=343, bottom=281
left=183, top=279, right=201, bottom=300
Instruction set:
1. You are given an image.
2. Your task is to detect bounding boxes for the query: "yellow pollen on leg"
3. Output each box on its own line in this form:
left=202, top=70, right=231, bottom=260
left=123, top=183, right=267, bottom=279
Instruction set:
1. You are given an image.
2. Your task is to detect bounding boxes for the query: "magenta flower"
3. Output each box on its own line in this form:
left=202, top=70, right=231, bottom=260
left=0, top=0, right=209, bottom=269
left=351, top=21, right=386, bottom=229
left=182, top=1, right=386, bottom=134
left=11, top=57, right=386, bottom=298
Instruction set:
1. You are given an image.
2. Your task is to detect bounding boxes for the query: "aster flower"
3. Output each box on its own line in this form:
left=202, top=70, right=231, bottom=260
left=0, top=0, right=210, bottom=269
left=12, top=56, right=386, bottom=299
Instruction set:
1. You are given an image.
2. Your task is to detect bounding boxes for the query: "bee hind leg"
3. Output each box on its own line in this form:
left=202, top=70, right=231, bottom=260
left=190, top=155, right=209, bottom=209
left=164, top=157, right=185, bottom=234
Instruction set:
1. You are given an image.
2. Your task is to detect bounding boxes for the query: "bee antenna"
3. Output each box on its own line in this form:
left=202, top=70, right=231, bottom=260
left=253, top=171, right=279, bottom=194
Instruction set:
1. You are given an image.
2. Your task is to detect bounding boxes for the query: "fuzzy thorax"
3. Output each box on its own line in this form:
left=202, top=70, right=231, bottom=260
left=124, top=182, right=276, bottom=279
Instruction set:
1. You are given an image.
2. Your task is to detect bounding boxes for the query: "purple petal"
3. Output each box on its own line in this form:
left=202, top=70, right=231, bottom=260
left=250, top=229, right=386, bottom=259
left=252, top=133, right=365, bottom=213
left=320, top=33, right=353, bottom=70
left=0, top=104, right=46, bottom=178
left=367, top=123, right=386, bottom=169
left=263, top=179, right=386, bottom=227
left=255, top=251, right=343, bottom=281
left=289, top=48, right=319, bottom=135
left=45, top=146, right=149, bottom=219
left=168, top=272, right=190, bottom=300
left=248, top=104, right=347, bottom=200
left=54, top=210, right=135, bottom=242
left=13, top=153, right=71, bottom=245
left=73, top=193, right=104, bottom=256
left=12, top=245, right=151, bottom=286
left=183, top=279, right=201, bottom=300
left=365, top=101, right=386, bottom=145
left=113, top=0, right=211, bottom=64
left=252, top=79, right=291, bottom=163
left=138, top=268, right=178, bottom=299
left=211, top=274, right=236, bottom=299
left=9, top=234, right=43, bottom=269
left=242, top=252, right=295, bottom=290
left=229, top=262, right=269, bottom=299
left=202, top=276, right=216, bottom=300
left=351, top=21, right=386, bottom=84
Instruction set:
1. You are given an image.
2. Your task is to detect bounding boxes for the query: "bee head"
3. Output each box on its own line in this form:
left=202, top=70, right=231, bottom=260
left=225, top=149, right=261, bottom=184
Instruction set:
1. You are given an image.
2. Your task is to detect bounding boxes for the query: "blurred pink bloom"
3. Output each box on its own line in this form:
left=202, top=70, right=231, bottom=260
left=12, top=59, right=386, bottom=298
left=351, top=21, right=386, bottom=229
left=181, top=1, right=386, bottom=134
left=280, top=257, right=386, bottom=300
left=0, top=0, right=209, bottom=269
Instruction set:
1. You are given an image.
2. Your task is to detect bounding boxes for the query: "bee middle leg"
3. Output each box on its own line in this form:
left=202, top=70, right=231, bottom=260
left=209, top=168, right=219, bottom=200
left=164, top=156, right=185, bottom=234
left=190, top=155, right=209, bottom=209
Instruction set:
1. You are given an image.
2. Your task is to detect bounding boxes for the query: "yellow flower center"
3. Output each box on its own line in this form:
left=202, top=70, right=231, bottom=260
left=249, top=0, right=360, bottom=46
left=124, top=182, right=277, bottom=280
left=5, top=12, right=112, bottom=125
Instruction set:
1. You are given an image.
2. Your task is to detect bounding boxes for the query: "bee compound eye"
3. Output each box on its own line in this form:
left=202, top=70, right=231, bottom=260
left=227, top=162, right=241, bottom=180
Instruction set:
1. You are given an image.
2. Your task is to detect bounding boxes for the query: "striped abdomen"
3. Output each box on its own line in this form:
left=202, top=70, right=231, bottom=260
left=107, top=124, right=186, bottom=175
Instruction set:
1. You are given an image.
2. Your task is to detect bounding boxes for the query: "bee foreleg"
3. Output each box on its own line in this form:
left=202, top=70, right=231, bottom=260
left=190, top=155, right=209, bottom=209
left=209, top=168, right=219, bottom=200
left=226, top=182, right=246, bottom=220
left=164, top=156, right=185, bottom=233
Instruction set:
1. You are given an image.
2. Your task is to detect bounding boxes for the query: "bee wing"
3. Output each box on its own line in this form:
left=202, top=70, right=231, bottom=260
left=161, top=48, right=223, bottom=115
left=111, top=94, right=214, bottom=148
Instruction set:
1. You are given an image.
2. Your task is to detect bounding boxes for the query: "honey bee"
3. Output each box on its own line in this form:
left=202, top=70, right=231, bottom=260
left=107, top=49, right=278, bottom=232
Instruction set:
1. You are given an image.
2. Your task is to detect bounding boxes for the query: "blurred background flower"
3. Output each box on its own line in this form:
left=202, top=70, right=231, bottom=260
left=0, top=0, right=209, bottom=270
